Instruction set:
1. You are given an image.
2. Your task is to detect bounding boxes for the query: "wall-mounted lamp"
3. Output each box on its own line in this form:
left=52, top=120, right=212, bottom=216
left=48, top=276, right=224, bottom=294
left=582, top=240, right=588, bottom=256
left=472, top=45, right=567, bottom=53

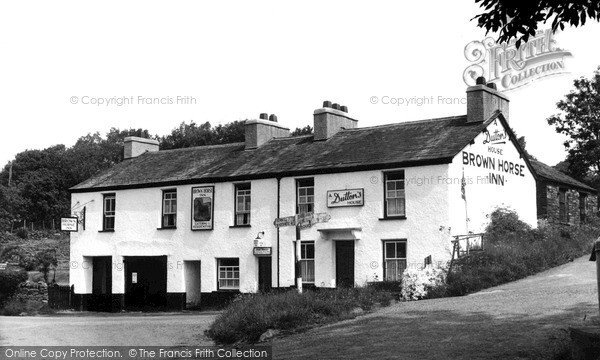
left=254, top=232, right=265, bottom=247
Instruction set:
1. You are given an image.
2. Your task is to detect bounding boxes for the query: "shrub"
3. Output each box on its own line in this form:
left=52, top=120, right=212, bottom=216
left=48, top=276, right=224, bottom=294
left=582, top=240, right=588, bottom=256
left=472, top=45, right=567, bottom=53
left=0, top=269, right=28, bottom=306
left=433, top=208, right=600, bottom=297
left=15, top=228, right=28, bottom=239
left=206, top=287, right=395, bottom=344
left=401, top=266, right=445, bottom=301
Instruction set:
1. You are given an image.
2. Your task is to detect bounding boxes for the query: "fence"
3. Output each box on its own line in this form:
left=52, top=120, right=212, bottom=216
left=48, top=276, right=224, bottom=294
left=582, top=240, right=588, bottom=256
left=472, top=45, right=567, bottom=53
left=48, top=284, right=74, bottom=310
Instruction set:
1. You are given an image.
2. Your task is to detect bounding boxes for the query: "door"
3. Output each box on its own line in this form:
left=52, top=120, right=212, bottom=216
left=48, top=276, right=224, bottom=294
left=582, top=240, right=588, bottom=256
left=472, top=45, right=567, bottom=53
left=336, top=241, right=355, bottom=288
left=184, top=261, right=201, bottom=309
left=124, top=256, right=167, bottom=310
left=91, top=256, right=112, bottom=311
left=258, top=257, right=272, bottom=292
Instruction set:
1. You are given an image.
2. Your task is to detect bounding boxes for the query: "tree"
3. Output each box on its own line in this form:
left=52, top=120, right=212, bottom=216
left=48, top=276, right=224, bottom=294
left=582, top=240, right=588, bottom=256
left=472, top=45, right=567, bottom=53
left=547, top=66, right=600, bottom=184
left=474, top=1, right=600, bottom=48
left=34, top=249, right=57, bottom=283
left=291, top=125, right=313, bottom=136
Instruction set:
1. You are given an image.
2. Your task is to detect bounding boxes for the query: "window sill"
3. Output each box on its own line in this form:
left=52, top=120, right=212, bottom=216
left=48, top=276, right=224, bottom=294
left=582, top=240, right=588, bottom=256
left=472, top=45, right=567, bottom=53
left=229, top=224, right=251, bottom=228
left=98, top=230, right=115, bottom=233
left=157, top=227, right=177, bottom=230
left=379, top=216, right=407, bottom=221
left=216, top=289, right=240, bottom=292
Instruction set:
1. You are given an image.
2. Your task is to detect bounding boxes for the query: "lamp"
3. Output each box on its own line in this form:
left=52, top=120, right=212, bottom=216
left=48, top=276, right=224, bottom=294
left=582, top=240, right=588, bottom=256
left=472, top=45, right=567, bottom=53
left=254, top=232, right=265, bottom=247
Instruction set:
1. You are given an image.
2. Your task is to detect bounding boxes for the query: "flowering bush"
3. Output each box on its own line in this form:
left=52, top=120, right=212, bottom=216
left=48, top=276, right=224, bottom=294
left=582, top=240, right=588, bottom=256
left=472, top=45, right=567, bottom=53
left=401, top=265, right=446, bottom=301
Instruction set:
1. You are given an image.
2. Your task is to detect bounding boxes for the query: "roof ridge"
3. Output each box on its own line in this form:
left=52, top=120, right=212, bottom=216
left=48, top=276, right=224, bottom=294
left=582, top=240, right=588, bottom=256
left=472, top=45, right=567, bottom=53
left=153, top=142, right=245, bottom=153
left=343, top=114, right=468, bottom=131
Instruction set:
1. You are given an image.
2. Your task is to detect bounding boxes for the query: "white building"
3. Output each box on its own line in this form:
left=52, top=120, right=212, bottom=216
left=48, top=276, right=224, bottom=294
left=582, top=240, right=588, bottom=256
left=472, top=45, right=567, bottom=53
left=69, top=80, right=536, bottom=311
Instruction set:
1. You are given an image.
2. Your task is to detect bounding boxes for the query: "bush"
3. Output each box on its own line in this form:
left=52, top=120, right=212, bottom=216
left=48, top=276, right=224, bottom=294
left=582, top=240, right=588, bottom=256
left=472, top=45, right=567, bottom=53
left=433, top=208, right=600, bottom=297
left=206, top=287, right=395, bottom=344
left=401, top=266, right=445, bottom=301
left=0, top=269, right=28, bottom=306
left=0, top=298, right=54, bottom=316
left=15, top=228, right=28, bottom=239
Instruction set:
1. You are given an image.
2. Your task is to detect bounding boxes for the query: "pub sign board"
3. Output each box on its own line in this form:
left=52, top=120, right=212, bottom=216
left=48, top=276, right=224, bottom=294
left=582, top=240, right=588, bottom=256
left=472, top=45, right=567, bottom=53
left=253, top=247, right=272, bottom=256
left=191, top=186, right=214, bottom=230
left=327, top=189, right=364, bottom=208
left=60, top=217, right=79, bottom=232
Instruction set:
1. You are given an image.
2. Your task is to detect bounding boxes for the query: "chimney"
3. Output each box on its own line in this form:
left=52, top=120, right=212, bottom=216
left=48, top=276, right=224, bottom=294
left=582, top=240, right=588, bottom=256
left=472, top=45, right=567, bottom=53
left=313, top=101, right=358, bottom=141
left=466, top=77, right=510, bottom=123
left=124, top=136, right=159, bottom=159
left=245, top=114, right=290, bottom=149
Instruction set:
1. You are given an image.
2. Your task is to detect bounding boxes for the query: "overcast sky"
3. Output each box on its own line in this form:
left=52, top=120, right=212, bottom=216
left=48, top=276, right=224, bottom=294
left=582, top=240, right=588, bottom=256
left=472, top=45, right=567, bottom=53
left=1, top=1, right=599, bottom=168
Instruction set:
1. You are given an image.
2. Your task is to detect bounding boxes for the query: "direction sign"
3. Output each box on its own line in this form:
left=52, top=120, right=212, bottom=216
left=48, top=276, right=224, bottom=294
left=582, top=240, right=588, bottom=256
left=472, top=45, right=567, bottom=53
left=274, top=212, right=331, bottom=229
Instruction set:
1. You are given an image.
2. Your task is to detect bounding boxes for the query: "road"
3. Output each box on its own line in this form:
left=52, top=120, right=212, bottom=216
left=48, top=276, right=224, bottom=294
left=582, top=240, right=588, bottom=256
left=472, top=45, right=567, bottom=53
left=272, top=256, right=599, bottom=359
left=0, top=311, right=218, bottom=346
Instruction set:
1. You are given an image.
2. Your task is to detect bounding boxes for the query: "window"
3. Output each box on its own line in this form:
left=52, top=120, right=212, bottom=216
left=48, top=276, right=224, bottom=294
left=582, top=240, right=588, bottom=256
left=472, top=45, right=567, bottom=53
left=383, top=240, right=406, bottom=281
left=580, top=193, right=587, bottom=223
left=103, top=194, right=115, bottom=231
left=235, top=183, right=251, bottom=225
left=559, top=189, right=568, bottom=223
left=162, top=190, right=177, bottom=228
left=384, top=171, right=405, bottom=217
left=297, top=178, right=314, bottom=214
left=218, top=258, right=239, bottom=290
left=299, top=242, right=315, bottom=283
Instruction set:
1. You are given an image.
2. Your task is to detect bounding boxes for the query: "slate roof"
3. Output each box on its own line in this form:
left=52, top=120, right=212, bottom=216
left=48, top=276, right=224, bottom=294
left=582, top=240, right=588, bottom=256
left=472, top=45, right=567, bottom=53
left=71, top=114, right=499, bottom=192
left=529, top=159, right=596, bottom=192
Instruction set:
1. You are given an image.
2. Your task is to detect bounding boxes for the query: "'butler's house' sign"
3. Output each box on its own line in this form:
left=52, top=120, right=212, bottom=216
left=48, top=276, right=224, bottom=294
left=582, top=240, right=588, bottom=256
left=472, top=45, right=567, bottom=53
left=327, top=189, right=364, bottom=208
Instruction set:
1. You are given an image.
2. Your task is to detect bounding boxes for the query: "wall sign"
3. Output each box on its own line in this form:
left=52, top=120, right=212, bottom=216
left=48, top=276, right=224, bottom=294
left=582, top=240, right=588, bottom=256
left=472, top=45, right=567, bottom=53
left=273, top=212, right=331, bottom=229
left=132, top=272, right=138, bottom=284
left=327, top=189, right=364, bottom=207
left=60, top=217, right=79, bottom=232
left=253, top=247, right=272, bottom=256
left=191, top=186, right=214, bottom=230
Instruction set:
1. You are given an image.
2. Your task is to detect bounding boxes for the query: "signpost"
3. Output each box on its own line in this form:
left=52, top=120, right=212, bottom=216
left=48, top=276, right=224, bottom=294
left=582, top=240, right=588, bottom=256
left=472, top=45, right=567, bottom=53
left=273, top=212, right=331, bottom=229
left=60, top=217, right=79, bottom=232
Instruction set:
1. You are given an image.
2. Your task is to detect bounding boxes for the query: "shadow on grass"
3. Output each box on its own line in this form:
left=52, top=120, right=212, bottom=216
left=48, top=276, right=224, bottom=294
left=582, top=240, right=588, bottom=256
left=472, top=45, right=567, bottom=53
left=273, top=302, right=596, bottom=360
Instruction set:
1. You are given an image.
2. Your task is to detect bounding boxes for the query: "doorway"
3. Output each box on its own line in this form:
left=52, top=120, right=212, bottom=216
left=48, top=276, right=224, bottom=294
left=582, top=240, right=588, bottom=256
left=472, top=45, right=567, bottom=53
left=91, top=256, right=112, bottom=311
left=124, top=256, right=167, bottom=310
left=184, top=261, right=201, bottom=309
left=335, top=241, right=355, bottom=288
left=258, top=257, right=272, bottom=292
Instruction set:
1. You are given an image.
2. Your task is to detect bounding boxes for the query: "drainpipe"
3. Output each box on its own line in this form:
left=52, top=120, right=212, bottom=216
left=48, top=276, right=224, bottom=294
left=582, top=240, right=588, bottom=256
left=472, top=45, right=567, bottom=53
left=277, top=177, right=281, bottom=288
left=595, top=238, right=600, bottom=316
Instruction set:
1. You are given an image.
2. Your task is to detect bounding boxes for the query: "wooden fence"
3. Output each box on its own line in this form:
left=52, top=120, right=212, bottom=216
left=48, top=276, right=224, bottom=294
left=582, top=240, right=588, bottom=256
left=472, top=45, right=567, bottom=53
left=48, top=284, right=74, bottom=310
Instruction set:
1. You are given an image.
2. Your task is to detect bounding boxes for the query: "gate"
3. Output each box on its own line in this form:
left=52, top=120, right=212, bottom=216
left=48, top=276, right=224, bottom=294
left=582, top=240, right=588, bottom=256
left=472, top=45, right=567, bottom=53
left=48, top=284, right=74, bottom=310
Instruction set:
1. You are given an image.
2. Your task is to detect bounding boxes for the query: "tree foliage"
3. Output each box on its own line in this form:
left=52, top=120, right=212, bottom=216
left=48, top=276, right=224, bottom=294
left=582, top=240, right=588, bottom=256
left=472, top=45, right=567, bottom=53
left=474, top=0, right=600, bottom=48
left=291, top=125, right=313, bottom=136
left=547, top=66, right=600, bottom=184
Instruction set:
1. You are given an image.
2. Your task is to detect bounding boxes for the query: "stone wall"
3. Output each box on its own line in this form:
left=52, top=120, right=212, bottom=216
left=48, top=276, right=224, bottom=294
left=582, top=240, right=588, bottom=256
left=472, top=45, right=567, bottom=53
left=12, top=281, right=49, bottom=303
left=543, top=183, right=598, bottom=225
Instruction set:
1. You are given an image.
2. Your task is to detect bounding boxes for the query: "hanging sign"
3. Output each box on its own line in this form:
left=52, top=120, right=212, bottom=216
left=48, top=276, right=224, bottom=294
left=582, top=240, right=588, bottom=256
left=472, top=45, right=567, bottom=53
left=60, top=217, right=79, bottom=232
left=191, top=186, right=214, bottom=230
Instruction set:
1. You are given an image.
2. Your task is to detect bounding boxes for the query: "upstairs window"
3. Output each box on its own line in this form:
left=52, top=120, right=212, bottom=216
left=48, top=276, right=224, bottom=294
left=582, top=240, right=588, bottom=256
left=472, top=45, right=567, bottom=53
left=162, top=190, right=177, bottom=228
left=297, top=178, right=314, bottom=214
left=218, top=258, right=240, bottom=290
left=235, top=183, right=251, bottom=226
left=299, top=242, right=315, bottom=283
left=384, top=240, right=407, bottom=281
left=385, top=171, right=405, bottom=217
left=103, top=194, right=116, bottom=231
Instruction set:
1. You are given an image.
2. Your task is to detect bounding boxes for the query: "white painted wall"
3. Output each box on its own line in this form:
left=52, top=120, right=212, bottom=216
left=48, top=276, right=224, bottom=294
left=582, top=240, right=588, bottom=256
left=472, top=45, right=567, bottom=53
left=447, top=118, right=537, bottom=235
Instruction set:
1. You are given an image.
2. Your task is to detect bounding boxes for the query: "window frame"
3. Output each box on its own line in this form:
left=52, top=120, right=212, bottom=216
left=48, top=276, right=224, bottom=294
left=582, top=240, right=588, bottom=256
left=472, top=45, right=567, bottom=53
left=383, top=171, right=406, bottom=219
left=382, top=239, right=407, bottom=282
left=161, top=189, right=177, bottom=229
left=234, top=183, right=251, bottom=226
left=102, top=193, right=116, bottom=231
left=217, top=258, right=240, bottom=291
left=299, top=241, right=315, bottom=284
left=296, top=178, right=315, bottom=214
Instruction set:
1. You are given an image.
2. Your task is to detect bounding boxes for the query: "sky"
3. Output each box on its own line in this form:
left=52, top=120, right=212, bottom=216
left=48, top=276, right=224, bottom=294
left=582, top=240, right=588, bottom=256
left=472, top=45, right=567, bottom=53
left=1, top=1, right=599, bottom=169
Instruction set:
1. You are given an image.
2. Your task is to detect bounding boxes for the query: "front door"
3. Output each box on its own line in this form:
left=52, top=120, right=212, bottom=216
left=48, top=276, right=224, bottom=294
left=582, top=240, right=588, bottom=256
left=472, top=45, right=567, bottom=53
left=336, top=241, right=355, bottom=287
left=91, top=256, right=112, bottom=311
left=258, top=257, right=272, bottom=292
left=124, top=256, right=167, bottom=311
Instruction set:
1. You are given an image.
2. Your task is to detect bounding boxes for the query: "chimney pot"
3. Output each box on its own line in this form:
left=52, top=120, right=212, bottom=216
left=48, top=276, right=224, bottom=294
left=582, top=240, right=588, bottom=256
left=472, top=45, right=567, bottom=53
left=323, top=100, right=332, bottom=108
left=269, top=114, right=278, bottom=122
left=332, top=103, right=340, bottom=110
left=340, top=105, right=348, bottom=113
left=486, top=82, right=497, bottom=90
left=259, top=113, right=269, bottom=120
left=476, top=76, right=487, bottom=85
